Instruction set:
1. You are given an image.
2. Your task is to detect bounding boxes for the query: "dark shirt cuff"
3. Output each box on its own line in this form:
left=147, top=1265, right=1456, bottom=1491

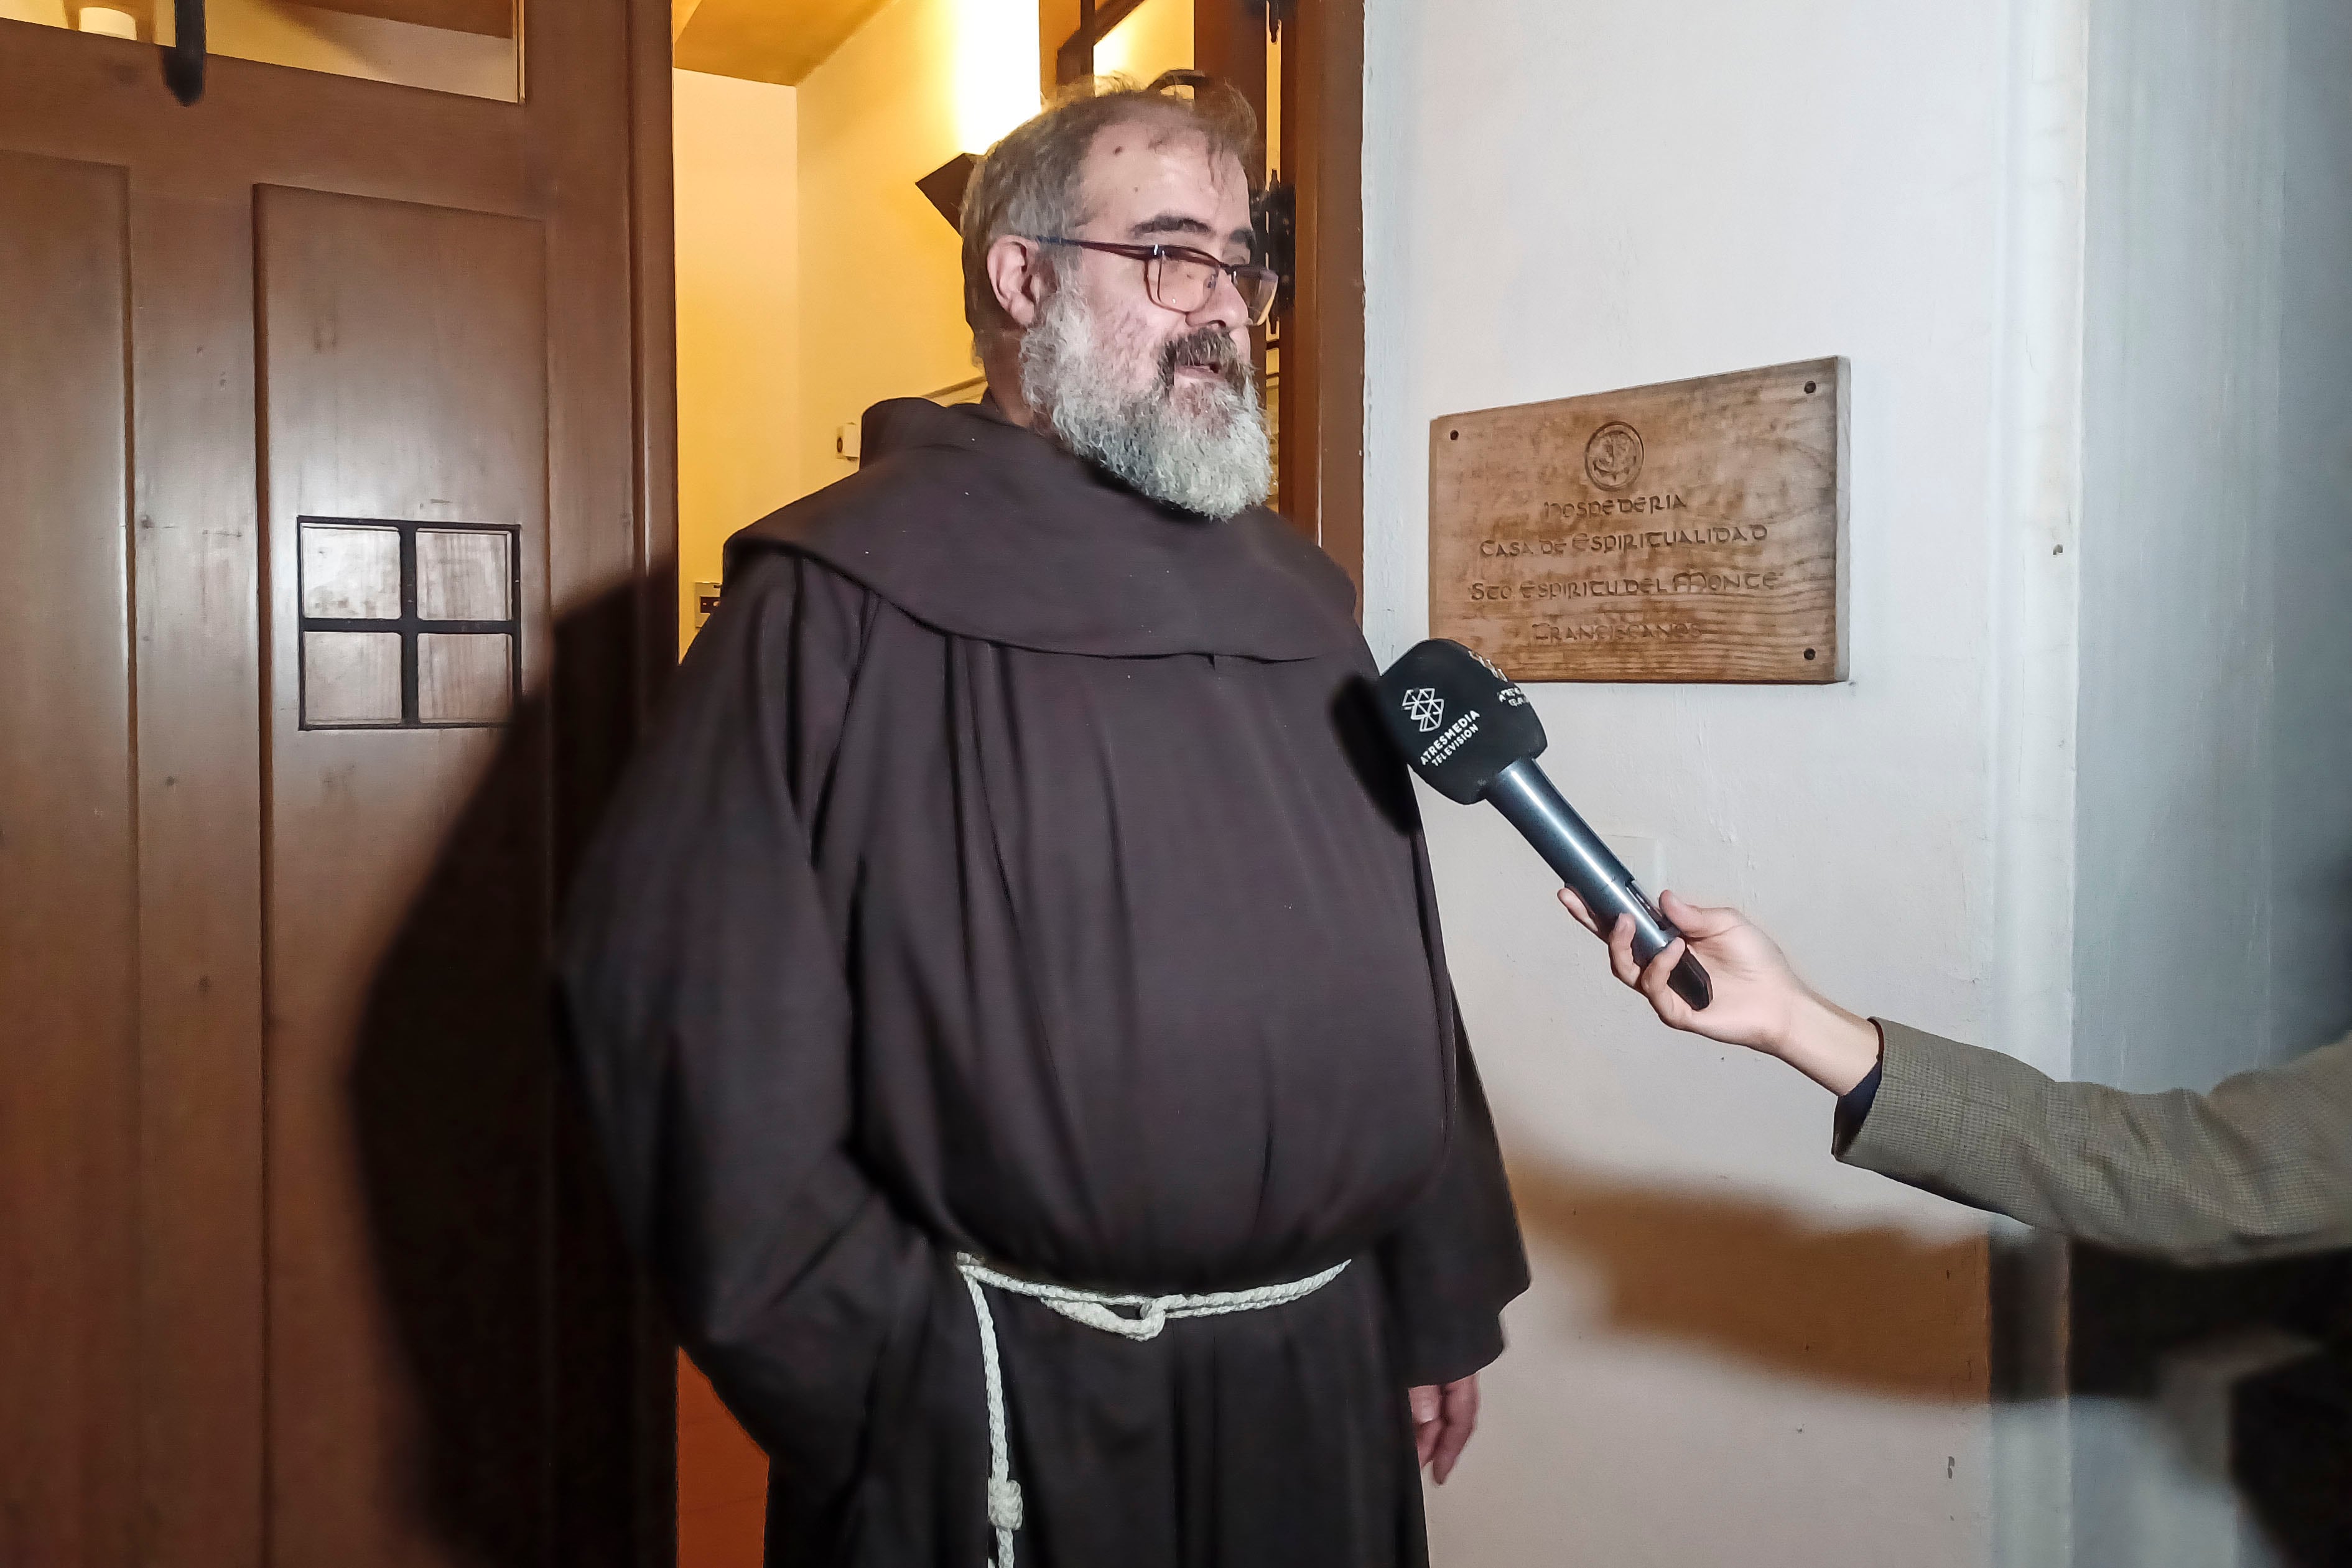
left=1830, top=1024, right=1887, bottom=1155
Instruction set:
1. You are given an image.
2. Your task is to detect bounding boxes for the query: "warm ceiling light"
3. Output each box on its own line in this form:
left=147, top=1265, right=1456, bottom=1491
left=78, top=6, right=139, bottom=37
left=951, top=0, right=1039, bottom=154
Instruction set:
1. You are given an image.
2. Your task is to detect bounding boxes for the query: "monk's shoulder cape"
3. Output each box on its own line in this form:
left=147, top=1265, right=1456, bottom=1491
left=724, top=398, right=1359, bottom=661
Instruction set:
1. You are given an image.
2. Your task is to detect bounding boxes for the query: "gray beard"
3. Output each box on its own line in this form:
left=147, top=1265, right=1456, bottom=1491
left=1019, top=288, right=1273, bottom=520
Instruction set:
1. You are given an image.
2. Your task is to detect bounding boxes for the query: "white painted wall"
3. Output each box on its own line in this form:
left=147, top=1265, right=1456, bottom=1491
left=2269, top=0, right=2352, bottom=1060
left=2076, top=0, right=2287, bottom=1099
left=2069, top=1, right=2352, bottom=1563
left=1368, top=0, right=2352, bottom=1562
left=2076, top=0, right=2352, bottom=1092
left=1364, top=2, right=2096, bottom=1563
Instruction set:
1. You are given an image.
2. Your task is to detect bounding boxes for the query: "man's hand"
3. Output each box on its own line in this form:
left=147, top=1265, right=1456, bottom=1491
left=1408, top=1375, right=1479, bottom=1485
left=1556, top=887, right=1879, bottom=1095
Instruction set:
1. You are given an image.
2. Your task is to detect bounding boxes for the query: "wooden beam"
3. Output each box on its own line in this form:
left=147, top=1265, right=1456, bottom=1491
left=1056, top=0, right=1149, bottom=84
left=672, top=0, right=891, bottom=87
left=1038, top=0, right=1082, bottom=98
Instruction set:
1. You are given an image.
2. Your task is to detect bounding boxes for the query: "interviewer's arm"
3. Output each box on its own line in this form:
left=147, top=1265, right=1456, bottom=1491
left=1560, top=888, right=2352, bottom=1264
left=1844, top=1022, right=2352, bottom=1265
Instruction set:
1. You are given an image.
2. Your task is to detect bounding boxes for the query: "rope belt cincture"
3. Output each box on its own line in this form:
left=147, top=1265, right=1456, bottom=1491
left=952, top=1252, right=1351, bottom=1568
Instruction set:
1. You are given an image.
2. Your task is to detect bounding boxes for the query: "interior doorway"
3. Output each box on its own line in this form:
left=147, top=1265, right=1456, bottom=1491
left=668, top=0, right=1359, bottom=656
left=661, top=1, right=1358, bottom=1561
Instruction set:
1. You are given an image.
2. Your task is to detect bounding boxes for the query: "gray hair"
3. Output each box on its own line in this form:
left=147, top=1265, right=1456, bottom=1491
left=959, top=74, right=1259, bottom=351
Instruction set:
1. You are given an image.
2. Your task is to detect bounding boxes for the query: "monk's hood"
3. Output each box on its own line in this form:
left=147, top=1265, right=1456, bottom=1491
left=725, top=398, right=1359, bottom=661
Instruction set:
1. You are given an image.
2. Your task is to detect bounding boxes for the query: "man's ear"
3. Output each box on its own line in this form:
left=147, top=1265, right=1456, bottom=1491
left=986, top=234, right=1050, bottom=329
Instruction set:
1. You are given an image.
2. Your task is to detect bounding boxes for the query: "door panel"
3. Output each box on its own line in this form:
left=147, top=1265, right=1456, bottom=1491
left=0, top=147, right=140, bottom=1568
left=129, top=180, right=271, bottom=1568
left=256, top=187, right=554, bottom=1565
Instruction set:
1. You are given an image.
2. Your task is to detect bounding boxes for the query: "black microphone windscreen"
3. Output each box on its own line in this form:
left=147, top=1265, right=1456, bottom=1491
left=1374, top=639, right=1548, bottom=804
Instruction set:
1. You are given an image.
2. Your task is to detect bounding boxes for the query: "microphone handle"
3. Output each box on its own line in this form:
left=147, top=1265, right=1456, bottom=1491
left=1483, top=759, right=1713, bottom=1011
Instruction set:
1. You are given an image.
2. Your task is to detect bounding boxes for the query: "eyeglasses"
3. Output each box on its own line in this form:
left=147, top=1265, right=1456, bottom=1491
left=1030, top=236, right=1281, bottom=327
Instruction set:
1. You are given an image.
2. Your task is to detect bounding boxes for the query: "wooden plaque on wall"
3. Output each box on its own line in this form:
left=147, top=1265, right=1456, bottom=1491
left=1429, top=358, right=1849, bottom=682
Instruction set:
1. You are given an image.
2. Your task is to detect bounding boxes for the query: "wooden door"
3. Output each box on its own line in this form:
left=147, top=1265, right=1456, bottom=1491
left=0, top=9, right=675, bottom=1566
left=1264, top=0, right=1364, bottom=595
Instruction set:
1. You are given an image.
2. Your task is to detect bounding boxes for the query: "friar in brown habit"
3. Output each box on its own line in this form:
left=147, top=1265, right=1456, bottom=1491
left=560, top=78, right=1527, bottom=1568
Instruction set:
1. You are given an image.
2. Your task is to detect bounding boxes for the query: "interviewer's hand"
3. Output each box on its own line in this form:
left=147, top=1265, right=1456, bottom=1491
left=1556, top=888, right=1879, bottom=1095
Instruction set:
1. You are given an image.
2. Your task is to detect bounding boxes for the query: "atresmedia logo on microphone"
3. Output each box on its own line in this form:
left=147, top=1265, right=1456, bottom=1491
left=1403, top=688, right=1446, bottom=733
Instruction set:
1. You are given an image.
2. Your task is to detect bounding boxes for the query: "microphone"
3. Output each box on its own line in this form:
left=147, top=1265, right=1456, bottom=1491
left=1374, top=639, right=1712, bottom=1011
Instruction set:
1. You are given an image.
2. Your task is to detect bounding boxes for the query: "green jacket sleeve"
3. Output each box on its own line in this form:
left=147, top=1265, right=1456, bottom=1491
left=1836, top=1021, right=2352, bottom=1265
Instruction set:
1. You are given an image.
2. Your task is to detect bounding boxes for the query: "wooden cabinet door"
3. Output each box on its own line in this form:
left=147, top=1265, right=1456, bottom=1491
left=0, top=9, right=674, bottom=1566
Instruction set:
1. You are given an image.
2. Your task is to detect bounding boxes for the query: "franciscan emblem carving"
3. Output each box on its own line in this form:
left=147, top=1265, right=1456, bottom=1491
left=1401, top=687, right=1445, bottom=733
left=1584, top=421, right=1645, bottom=491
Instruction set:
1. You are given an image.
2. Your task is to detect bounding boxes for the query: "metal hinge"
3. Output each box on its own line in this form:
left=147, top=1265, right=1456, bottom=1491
left=165, top=0, right=207, bottom=103
left=1254, top=180, right=1296, bottom=319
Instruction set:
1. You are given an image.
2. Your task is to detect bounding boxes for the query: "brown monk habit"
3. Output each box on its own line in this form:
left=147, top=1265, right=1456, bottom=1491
left=560, top=398, right=1528, bottom=1568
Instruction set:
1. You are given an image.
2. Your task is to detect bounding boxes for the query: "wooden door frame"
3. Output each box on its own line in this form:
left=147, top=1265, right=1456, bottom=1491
left=623, top=2, right=682, bottom=1564
left=1038, top=0, right=1366, bottom=600
left=631, top=0, right=682, bottom=721
left=1272, top=0, right=1366, bottom=603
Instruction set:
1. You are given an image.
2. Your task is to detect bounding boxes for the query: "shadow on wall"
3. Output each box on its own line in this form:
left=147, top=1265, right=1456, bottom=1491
left=1513, top=1151, right=2352, bottom=1562
left=2280, top=849, right=2352, bottom=1067
left=347, top=586, right=662, bottom=1568
left=1507, top=1156, right=1989, bottom=1403
left=2070, top=1245, right=2352, bottom=1566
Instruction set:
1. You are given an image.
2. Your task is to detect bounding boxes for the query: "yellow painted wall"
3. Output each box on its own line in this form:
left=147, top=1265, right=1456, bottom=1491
left=1266, top=29, right=1279, bottom=174
left=674, top=68, right=800, bottom=654
left=1092, top=0, right=1188, bottom=86
left=794, top=0, right=1036, bottom=493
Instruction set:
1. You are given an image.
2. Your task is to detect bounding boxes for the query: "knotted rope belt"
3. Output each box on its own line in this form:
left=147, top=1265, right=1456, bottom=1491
left=953, top=1251, right=1352, bottom=1568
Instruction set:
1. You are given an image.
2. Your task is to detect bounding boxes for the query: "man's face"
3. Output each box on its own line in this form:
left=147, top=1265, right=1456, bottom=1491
left=1013, top=116, right=1273, bottom=518
left=1062, top=121, right=1257, bottom=405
